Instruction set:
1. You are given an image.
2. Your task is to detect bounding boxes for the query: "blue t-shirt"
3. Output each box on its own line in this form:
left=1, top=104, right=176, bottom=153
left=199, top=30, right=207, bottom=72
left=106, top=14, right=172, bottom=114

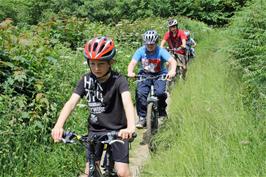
left=132, top=46, right=171, bottom=74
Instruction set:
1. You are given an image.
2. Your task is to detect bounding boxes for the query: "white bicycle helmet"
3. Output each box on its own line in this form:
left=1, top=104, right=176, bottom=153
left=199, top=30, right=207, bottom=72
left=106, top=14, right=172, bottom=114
left=143, top=30, right=159, bottom=44
left=168, top=19, right=178, bottom=27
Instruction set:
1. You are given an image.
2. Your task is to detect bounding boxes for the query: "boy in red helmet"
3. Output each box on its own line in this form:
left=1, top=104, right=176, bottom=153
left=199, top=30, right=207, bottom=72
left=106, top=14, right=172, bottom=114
left=51, top=36, right=136, bottom=177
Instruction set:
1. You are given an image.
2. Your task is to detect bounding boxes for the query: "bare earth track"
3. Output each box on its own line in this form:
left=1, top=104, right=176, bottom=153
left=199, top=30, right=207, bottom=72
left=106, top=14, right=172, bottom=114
left=129, top=93, right=170, bottom=177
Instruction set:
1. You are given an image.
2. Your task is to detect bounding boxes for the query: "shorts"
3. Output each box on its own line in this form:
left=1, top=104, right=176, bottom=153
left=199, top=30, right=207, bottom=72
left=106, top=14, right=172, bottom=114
left=86, top=131, right=129, bottom=163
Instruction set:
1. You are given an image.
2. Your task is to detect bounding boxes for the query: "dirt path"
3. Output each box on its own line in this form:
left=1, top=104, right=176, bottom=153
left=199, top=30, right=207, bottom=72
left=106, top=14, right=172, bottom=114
left=128, top=108, right=151, bottom=177
left=129, top=93, right=171, bottom=177
left=129, top=143, right=150, bottom=177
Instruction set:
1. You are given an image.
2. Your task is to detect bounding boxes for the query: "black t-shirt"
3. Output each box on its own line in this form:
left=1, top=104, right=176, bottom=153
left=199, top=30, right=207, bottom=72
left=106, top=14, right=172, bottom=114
left=74, top=71, right=129, bottom=131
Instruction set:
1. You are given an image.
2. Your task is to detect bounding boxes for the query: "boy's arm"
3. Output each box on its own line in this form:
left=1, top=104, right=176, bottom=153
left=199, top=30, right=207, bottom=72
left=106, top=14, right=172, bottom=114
left=167, top=57, right=177, bottom=78
left=160, top=39, right=167, bottom=48
left=51, top=93, right=81, bottom=142
left=127, top=60, right=138, bottom=77
left=181, top=38, right=187, bottom=48
left=119, top=91, right=136, bottom=139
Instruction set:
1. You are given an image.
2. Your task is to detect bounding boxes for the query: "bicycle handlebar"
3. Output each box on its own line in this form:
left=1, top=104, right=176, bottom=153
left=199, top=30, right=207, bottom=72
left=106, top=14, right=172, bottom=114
left=166, top=47, right=183, bottom=52
left=61, top=131, right=137, bottom=145
left=134, top=74, right=168, bottom=82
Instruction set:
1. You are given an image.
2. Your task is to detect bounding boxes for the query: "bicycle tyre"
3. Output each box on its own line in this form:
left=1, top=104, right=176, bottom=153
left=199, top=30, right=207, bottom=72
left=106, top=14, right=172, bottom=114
left=151, top=103, right=158, bottom=134
left=174, top=54, right=186, bottom=80
left=146, top=102, right=153, bottom=144
left=179, top=62, right=187, bottom=80
left=102, top=149, right=118, bottom=177
left=92, top=165, right=102, bottom=177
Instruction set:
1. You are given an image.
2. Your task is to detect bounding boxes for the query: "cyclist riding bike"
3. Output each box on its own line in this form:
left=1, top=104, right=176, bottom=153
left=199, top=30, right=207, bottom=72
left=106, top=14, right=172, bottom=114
left=127, top=30, right=177, bottom=128
left=185, top=30, right=197, bottom=58
left=160, top=18, right=187, bottom=69
left=51, top=36, right=136, bottom=177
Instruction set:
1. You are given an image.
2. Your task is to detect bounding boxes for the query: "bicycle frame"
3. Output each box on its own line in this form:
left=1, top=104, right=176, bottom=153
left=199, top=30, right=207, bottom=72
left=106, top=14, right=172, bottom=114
left=146, top=81, right=159, bottom=134
left=167, top=47, right=188, bottom=80
left=61, top=131, right=130, bottom=177
left=137, top=75, right=165, bottom=145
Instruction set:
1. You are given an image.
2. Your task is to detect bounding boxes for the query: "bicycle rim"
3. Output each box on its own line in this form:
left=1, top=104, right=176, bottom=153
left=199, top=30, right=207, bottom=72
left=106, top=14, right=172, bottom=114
left=92, top=165, right=102, bottom=177
left=151, top=104, right=158, bottom=134
left=145, top=102, right=153, bottom=144
left=103, top=150, right=118, bottom=177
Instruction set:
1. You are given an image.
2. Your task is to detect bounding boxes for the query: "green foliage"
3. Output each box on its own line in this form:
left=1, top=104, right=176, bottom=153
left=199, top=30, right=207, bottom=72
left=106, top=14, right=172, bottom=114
left=0, top=0, right=83, bottom=25
left=228, top=0, right=266, bottom=119
left=0, top=18, right=86, bottom=175
left=0, top=0, right=249, bottom=26
left=79, top=0, right=250, bottom=26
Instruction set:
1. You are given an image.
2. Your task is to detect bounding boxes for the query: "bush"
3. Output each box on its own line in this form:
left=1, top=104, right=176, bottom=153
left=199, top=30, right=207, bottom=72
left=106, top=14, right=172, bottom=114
left=0, top=0, right=249, bottom=26
left=228, top=0, right=266, bottom=118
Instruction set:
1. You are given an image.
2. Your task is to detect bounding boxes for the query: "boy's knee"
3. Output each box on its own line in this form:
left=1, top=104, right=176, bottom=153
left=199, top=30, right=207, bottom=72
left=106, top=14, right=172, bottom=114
left=116, top=168, right=130, bottom=177
left=115, top=162, right=131, bottom=177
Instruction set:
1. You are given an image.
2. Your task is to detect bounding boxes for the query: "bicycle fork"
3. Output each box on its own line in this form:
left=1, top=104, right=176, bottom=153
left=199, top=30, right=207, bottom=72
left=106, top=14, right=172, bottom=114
left=147, top=85, right=159, bottom=129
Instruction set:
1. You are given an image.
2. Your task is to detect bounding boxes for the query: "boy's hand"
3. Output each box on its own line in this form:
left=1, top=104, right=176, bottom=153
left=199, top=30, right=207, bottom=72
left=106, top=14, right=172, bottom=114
left=167, top=70, right=176, bottom=79
left=127, top=72, right=136, bottom=78
left=118, top=128, right=135, bottom=140
left=51, top=127, right=64, bottom=142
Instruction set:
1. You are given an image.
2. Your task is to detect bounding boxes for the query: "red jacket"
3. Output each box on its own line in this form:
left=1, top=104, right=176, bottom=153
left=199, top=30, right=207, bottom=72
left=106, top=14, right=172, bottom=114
left=163, top=29, right=187, bottom=55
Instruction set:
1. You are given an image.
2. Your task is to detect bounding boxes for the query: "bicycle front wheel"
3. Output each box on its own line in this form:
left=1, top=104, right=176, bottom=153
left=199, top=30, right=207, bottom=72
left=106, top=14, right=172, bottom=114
left=90, top=165, right=102, bottom=177
left=146, top=102, right=154, bottom=144
left=151, top=104, right=158, bottom=134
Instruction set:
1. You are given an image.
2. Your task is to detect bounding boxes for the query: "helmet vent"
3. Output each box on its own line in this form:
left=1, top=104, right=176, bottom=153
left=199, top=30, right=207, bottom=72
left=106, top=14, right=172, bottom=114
left=103, top=50, right=112, bottom=57
left=99, top=44, right=105, bottom=53
left=93, top=43, right=98, bottom=51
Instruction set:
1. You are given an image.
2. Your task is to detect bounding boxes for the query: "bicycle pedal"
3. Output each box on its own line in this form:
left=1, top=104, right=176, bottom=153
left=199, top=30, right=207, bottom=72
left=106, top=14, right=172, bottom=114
left=139, top=140, right=147, bottom=145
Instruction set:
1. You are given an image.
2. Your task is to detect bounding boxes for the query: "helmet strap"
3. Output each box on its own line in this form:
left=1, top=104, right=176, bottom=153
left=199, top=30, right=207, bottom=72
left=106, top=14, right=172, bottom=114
left=96, top=69, right=111, bottom=83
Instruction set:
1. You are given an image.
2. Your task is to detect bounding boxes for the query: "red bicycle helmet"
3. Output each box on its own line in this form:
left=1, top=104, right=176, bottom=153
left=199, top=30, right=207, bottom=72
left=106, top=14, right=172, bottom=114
left=84, top=36, right=116, bottom=61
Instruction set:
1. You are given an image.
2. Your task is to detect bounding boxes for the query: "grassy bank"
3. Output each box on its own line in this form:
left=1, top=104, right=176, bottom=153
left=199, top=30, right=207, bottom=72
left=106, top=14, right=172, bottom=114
left=141, top=30, right=266, bottom=176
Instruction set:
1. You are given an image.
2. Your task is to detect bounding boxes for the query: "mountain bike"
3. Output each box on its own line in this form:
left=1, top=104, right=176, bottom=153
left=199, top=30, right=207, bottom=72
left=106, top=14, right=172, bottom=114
left=136, top=74, right=167, bottom=147
left=167, top=47, right=188, bottom=80
left=61, top=131, right=136, bottom=177
left=186, top=45, right=195, bottom=61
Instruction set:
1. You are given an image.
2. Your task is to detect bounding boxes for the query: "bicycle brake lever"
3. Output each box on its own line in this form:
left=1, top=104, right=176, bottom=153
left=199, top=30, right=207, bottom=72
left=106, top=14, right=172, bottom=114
left=61, top=138, right=75, bottom=144
left=109, top=139, right=125, bottom=145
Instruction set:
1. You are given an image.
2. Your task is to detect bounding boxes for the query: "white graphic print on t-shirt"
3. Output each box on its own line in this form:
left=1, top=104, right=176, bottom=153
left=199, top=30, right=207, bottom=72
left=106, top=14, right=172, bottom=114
left=84, top=76, right=106, bottom=123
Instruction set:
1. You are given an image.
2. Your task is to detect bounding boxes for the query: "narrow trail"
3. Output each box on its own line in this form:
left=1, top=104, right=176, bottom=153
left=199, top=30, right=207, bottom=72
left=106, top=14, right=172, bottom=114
left=129, top=108, right=151, bottom=177
left=130, top=143, right=150, bottom=177
left=129, top=93, right=172, bottom=177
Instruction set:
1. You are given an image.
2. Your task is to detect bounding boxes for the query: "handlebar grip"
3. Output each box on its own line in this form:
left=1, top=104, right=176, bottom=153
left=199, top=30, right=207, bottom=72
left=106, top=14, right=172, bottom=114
left=62, top=131, right=77, bottom=143
left=129, top=132, right=137, bottom=143
left=132, top=132, right=137, bottom=138
left=62, top=131, right=75, bottom=138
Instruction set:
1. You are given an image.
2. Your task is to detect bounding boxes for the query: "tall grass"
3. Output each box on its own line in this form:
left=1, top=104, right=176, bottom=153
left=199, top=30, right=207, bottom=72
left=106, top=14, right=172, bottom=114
left=141, top=30, right=266, bottom=177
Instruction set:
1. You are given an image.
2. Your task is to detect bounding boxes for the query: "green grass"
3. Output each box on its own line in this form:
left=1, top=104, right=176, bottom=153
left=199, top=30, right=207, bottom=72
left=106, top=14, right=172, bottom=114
left=140, top=30, right=266, bottom=177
